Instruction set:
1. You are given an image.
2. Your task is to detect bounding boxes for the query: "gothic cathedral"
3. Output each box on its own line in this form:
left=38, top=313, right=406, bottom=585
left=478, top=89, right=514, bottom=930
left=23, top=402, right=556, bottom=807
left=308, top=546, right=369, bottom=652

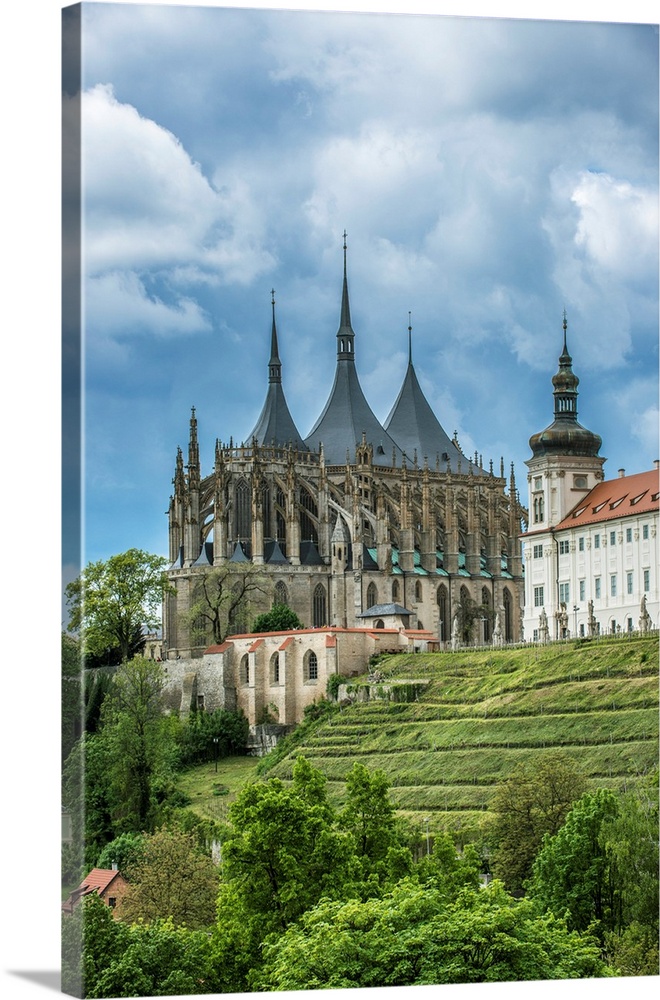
left=163, top=238, right=525, bottom=658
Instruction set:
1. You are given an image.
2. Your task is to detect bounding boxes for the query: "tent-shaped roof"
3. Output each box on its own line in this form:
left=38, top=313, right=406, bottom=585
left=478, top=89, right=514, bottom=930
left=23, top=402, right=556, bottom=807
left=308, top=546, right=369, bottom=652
left=384, top=326, right=473, bottom=472
left=248, top=292, right=307, bottom=450
left=304, top=237, right=402, bottom=467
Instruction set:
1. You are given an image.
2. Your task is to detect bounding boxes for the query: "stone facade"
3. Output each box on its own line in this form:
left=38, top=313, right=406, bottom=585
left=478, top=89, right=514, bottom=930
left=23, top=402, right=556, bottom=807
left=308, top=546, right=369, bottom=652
left=163, top=241, right=524, bottom=657
left=162, top=624, right=435, bottom=726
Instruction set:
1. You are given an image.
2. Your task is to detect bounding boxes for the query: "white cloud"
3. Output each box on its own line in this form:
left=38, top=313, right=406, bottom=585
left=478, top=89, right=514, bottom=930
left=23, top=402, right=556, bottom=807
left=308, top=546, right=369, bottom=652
left=86, top=271, right=213, bottom=338
left=572, top=171, right=658, bottom=281
left=82, top=83, right=275, bottom=283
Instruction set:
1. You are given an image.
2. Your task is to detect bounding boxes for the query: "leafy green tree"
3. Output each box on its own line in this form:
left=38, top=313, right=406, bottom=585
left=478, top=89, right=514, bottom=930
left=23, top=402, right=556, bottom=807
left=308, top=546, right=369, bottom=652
left=253, top=878, right=609, bottom=991
left=251, top=602, right=304, bottom=632
left=63, top=732, right=115, bottom=870
left=340, top=761, right=400, bottom=863
left=65, top=548, right=170, bottom=662
left=62, top=632, right=82, bottom=764
left=489, top=753, right=586, bottom=892
left=178, top=707, right=249, bottom=767
left=100, top=656, right=167, bottom=833
left=184, top=565, right=269, bottom=645
left=95, top=832, right=146, bottom=873
left=71, top=892, right=217, bottom=998
left=527, top=788, right=619, bottom=936
left=118, top=829, right=219, bottom=929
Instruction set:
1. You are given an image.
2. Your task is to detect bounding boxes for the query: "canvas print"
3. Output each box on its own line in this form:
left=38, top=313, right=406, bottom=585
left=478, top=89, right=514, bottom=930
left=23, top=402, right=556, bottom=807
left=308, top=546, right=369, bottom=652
left=61, top=2, right=659, bottom=997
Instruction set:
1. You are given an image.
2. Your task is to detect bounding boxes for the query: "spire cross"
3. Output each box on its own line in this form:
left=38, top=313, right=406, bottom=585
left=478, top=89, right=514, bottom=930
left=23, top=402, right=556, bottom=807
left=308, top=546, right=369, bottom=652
left=408, top=311, right=413, bottom=365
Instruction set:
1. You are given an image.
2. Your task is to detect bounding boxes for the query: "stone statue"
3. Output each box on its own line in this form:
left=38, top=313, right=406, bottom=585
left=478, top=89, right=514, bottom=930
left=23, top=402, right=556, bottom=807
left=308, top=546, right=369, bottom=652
left=538, top=608, right=549, bottom=643
left=492, top=610, right=503, bottom=647
left=638, top=594, right=652, bottom=633
left=451, top=613, right=460, bottom=651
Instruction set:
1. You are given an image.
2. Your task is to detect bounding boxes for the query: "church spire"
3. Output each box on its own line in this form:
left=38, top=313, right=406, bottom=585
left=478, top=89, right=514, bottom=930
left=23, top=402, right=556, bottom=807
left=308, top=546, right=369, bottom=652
left=268, top=288, right=282, bottom=384
left=336, top=230, right=355, bottom=360
left=408, top=312, right=413, bottom=366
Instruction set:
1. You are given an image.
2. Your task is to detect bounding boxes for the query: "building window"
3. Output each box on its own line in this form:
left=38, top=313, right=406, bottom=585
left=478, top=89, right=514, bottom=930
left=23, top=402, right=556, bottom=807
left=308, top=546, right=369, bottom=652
left=626, top=572, right=633, bottom=595
left=108, top=897, right=116, bottom=909
left=574, top=475, right=587, bottom=489
left=415, top=581, right=422, bottom=601
left=610, top=575, right=617, bottom=598
left=240, top=654, right=249, bottom=686
left=627, top=617, right=633, bottom=632
left=626, top=527, right=632, bottom=543
left=366, top=582, right=378, bottom=609
left=235, top=479, right=252, bottom=541
left=559, top=540, right=570, bottom=555
left=610, top=531, right=616, bottom=547
left=437, top=584, right=449, bottom=642
left=559, top=582, right=570, bottom=604
left=579, top=579, right=586, bottom=601
left=594, top=534, right=600, bottom=549
left=534, top=476, right=543, bottom=490
left=304, top=650, right=318, bottom=682
left=579, top=623, right=585, bottom=637
left=533, top=543, right=543, bottom=559
left=312, top=584, right=327, bottom=627
left=533, top=628, right=539, bottom=642
left=643, top=524, right=649, bottom=540
left=578, top=536, right=584, bottom=551
left=270, top=653, right=280, bottom=685
left=533, top=495, right=545, bottom=523
left=392, top=579, right=400, bottom=602
left=534, top=586, right=544, bottom=607
left=595, top=577, right=601, bottom=599
left=274, top=580, right=288, bottom=606
left=643, top=568, right=650, bottom=592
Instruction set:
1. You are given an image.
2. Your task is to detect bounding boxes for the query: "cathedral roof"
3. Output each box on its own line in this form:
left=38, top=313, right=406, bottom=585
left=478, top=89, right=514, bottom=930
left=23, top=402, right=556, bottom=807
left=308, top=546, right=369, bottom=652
left=384, top=320, right=477, bottom=473
left=247, top=291, right=307, bottom=450
left=528, top=315, right=602, bottom=459
left=304, top=235, right=402, bottom=466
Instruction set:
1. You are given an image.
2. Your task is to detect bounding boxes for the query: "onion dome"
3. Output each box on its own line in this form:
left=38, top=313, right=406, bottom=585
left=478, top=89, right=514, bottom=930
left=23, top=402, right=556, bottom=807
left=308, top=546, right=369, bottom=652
left=528, top=313, right=602, bottom=458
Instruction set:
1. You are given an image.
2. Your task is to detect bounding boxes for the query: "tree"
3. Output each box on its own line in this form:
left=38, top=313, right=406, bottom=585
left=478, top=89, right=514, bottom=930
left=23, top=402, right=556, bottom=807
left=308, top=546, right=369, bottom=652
left=526, top=787, right=620, bottom=937
left=62, top=632, right=82, bottom=764
left=183, top=565, right=269, bottom=645
left=69, top=892, right=217, bottom=998
left=251, top=602, right=303, bottom=633
left=118, top=829, right=219, bottom=929
left=340, top=761, right=400, bottom=864
left=100, top=656, right=167, bottom=833
left=253, top=878, right=609, bottom=991
left=489, top=753, right=586, bottom=893
left=65, top=548, right=171, bottom=663
left=178, top=707, right=249, bottom=767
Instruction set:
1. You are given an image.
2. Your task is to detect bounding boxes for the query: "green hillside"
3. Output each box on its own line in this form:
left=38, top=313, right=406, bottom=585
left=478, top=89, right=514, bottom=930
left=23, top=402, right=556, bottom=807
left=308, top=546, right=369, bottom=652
left=260, top=633, right=659, bottom=841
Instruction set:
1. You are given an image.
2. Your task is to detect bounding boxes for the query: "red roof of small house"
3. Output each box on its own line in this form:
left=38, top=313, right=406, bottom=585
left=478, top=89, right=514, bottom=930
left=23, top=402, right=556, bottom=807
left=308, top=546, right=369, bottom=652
left=78, top=868, right=123, bottom=896
left=556, top=468, right=659, bottom=531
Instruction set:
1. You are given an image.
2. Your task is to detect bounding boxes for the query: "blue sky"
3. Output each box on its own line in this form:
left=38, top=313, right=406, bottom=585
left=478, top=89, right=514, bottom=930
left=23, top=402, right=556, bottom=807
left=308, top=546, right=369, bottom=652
left=65, top=1, right=658, bottom=594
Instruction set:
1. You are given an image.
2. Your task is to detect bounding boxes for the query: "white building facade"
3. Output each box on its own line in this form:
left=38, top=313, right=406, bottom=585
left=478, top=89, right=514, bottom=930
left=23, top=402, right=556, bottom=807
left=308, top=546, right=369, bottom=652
left=522, top=317, right=659, bottom=641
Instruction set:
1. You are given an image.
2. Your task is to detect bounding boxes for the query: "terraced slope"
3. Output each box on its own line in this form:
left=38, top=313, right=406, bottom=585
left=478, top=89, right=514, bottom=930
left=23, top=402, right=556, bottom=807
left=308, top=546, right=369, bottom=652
left=262, top=634, right=658, bottom=839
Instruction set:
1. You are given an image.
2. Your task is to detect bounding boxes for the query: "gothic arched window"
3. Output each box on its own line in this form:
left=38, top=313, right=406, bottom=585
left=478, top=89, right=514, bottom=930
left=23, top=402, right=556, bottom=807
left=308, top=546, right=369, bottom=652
left=240, top=654, right=249, bottom=686
left=274, top=580, right=288, bottom=607
left=366, top=582, right=378, bottom=609
left=304, top=650, right=319, bottom=682
left=299, top=485, right=318, bottom=543
left=437, top=584, right=449, bottom=642
left=503, top=588, right=513, bottom=643
left=482, top=586, right=492, bottom=643
left=270, top=652, right=280, bottom=685
left=392, top=579, right=400, bottom=602
left=415, top=581, right=422, bottom=601
left=235, top=479, right=252, bottom=541
left=313, top=584, right=327, bottom=628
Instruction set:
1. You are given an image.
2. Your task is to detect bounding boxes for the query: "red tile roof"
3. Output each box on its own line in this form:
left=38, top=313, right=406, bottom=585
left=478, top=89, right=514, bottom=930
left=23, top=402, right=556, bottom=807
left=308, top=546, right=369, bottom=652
left=556, top=468, right=659, bottom=531
left=77, top=868, right=122, bottom=896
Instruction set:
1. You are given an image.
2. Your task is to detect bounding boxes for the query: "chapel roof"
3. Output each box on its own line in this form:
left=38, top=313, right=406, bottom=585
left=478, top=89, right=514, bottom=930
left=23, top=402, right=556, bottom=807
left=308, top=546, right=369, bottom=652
left=304, top=235, right=402, bottom=466
left=247, top=291, right=307, bottom=450
left=384, top=318, right=480, bottom=473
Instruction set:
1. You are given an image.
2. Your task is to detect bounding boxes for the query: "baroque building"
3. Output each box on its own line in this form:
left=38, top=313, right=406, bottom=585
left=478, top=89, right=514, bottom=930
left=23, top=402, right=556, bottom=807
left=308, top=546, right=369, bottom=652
left=163, top=238, right=525, bottom=658
left=522, top=315, right=659, bottom=640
